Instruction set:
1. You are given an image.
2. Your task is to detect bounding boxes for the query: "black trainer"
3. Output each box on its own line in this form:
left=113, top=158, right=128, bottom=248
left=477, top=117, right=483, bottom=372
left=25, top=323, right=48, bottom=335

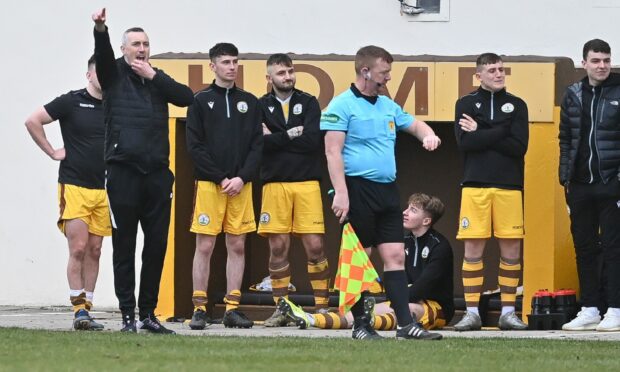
left=138, top=315, right=176, bottom=334
left=352, top=316, right=383, bottom=340
left=120, top=313, right=137, bottom=333
left=189, top=309, right=209, bottom=330
left=73, top=309, right=92, bottom=331
left=396, top=322, right=442, bottom=340
left=88, top=317, right=105, bottom=331
left=222, top=309, right=254, bottom=328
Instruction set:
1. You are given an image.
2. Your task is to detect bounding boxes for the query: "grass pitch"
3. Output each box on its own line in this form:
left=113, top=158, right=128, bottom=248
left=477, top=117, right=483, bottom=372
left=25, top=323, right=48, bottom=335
left=0, top=327, right=618, bottom=371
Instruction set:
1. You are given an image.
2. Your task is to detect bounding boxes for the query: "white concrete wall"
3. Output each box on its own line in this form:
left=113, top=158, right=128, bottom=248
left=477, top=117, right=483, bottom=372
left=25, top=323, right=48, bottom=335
left=1, top=0, right=619, bottom=307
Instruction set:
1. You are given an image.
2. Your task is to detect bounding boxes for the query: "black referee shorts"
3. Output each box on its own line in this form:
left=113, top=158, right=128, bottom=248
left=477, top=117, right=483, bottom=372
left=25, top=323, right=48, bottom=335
left=346, top=176, right=404, bottom=248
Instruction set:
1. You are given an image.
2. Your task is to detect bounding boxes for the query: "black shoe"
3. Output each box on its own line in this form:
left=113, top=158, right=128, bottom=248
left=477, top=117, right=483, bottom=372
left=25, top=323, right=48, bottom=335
left=189, top=309, right=209, bottom=330
left=222, top=310, right=254, bottom=328
left=120, top=313, right=137, bottom=333
left=73, top=309, right=92, bottom=331
left=396, top=322, right=442, bottom=340
left=88, top=317, right=105, bottom=331
left=352, top=316, right=383, bottom=340
left=138, top=315, right=176, bottom=334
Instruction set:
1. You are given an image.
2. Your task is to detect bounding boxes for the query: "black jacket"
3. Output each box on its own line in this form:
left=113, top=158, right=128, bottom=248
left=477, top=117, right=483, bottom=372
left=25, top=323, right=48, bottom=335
left=559, top=73, right=620, bottom=185
left=259, top=89, right=323, bottom=183
left=404, top=229, right=454, bottom=322
left=93, top=27, right=194, bottom=174
left=455, top=87, right=529, bottom=189
left=186, top=82, right=263, bottom=183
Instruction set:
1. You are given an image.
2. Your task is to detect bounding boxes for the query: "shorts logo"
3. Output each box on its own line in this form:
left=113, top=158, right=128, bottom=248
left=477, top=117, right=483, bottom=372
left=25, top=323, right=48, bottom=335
left=421, top=246, right=430, bottom=259
left=237, top=101, right=248, bottom=113
left=501, top=103, right=514, bottom=113
left=321, top=113, right=340, bottom=123
left=259, top=212, right=271, bottom=224
left=293, top=103, right=302, bottom=115
left=461, top=217, right=470, bottom=229
left=198, top=214, right=210, bottom=226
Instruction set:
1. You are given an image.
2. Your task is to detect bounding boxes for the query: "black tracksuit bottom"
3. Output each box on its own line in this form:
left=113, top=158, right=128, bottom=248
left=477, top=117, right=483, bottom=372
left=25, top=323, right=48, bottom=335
left=566, top=178, right=620, bottom=309
left=106, top=163, right=174, bottom=318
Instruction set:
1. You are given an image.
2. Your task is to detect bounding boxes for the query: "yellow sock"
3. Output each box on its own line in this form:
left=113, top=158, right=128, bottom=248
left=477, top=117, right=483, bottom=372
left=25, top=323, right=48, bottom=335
left=224, top=289, right=241, bottom=312
left=498, top=259, right=521, bottom=307
left=269, top=264, right=291, bottom=305
left=192, top=290, right=208, bottom=312
left=311, top=312, right=349, bottom=329
left=70, top=292, right=87, bottom=313
left=308, top=259, right=330, bottom=310
left=373, top=313, right=396, bottom=330
left=462, top=259, right=484, bottom=308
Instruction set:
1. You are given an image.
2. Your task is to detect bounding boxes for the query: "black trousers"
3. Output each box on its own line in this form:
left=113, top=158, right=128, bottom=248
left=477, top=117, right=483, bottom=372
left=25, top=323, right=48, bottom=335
left=566, top=179, right=620, bottom=308
left=106, top=164, right=174, bottom=317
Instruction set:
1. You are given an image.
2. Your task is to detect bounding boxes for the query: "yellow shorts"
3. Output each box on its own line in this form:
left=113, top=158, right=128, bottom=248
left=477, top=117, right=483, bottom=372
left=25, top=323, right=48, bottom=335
left=419, top=300, right=447, bottom=330
left=190, top=181, right=256, bottom=235
left=57, top=183, right=111, bottom=236
left=456, top=187, right=524, bottom=240
left=257, top=181, right=325, bottom=236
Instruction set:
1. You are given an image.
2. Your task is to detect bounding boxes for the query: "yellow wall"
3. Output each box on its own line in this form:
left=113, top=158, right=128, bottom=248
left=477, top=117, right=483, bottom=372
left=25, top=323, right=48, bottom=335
left=152, top=57, right=577, bottom=320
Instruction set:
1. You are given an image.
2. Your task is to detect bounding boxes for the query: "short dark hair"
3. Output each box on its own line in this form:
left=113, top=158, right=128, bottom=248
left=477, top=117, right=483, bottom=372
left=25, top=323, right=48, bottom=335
left=583, top=39, right=611, bottom=60
left=407, top=193, right=445, bottom=226
left=266, top=53, right=293, bottom=67
left=355, top=45, right=393, bottom=74
left=476, top=53, right=503, bottom=71
left=87, top=54, right=96, bottom=69
left=209, top=43, right=239, bottom=61
left=122, top=27, right=146, bottom=45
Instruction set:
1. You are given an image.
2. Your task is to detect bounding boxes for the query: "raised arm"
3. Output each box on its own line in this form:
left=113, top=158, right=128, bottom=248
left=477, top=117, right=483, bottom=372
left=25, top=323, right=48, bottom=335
left=91, top=8, right=118, bottom=90
left=150, top=70, right=194, bottom=107
left=403, top=119, right=441, bottom=151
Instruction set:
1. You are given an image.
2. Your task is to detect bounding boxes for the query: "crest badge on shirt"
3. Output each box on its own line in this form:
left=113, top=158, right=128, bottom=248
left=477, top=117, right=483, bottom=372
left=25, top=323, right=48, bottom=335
left=388, top=121, right=395, bottom=132
left=421, top=246, right=430, bottom=259
left=501, top=103, right=514, bottom=113
left=293, top=103, right=302, bottom=115
left=237, top=101, right=248, bottom=113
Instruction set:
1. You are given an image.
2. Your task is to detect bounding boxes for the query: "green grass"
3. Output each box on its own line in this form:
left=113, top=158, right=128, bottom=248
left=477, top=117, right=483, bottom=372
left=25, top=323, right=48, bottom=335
left=0, top=327, right=618, bottom=371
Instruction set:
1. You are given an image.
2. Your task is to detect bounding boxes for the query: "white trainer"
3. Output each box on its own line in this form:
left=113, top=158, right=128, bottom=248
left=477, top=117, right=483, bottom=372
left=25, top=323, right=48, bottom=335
left=562, top=308, right=600, bottom=331
left=596, top=311, right=620, bottom=332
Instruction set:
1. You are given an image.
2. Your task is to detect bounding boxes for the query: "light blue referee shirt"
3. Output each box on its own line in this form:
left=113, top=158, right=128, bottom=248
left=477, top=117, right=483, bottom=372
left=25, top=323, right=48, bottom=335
left=320, top=86, right=414, bottom=183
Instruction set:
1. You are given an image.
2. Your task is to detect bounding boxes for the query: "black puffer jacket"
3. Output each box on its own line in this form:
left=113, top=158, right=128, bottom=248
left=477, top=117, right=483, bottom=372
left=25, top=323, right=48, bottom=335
left=94, top=27, right=194, bottom=174
left=559, top=73, right=620, bottom=185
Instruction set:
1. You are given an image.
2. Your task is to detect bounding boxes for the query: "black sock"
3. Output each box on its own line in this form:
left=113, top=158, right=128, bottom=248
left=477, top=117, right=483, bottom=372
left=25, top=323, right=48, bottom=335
left=383, top=270, right=414, bottom=327
left=350, top=292, right=366, bottom=318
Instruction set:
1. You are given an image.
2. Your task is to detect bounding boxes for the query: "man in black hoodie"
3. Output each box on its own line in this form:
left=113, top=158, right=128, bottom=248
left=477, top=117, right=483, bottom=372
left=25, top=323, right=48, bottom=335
left=257, top=54, right=330, bottom=327
left=560, top=39, right=620, bottom=332
left=186, top=43, right=263, bottom=330
left=453, top=53, right=529, bottom=331
left=92, top=8, right=194, bottom=334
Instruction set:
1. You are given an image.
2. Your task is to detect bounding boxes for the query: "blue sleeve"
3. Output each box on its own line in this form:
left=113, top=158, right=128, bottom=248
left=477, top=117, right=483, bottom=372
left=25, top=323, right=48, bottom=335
left=392, top=100, right=414, bottom=131
left=320, top=97, right=349, bottom=131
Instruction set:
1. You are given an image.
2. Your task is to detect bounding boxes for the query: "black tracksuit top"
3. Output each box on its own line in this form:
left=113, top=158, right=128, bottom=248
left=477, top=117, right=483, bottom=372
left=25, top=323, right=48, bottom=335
left=454, top=87, right=529, bottom=189
left=404, top=229, right=455, bottom=323
left=186, top=82, right=263, bottom=184
left=258, top=89, right=323, bottom=183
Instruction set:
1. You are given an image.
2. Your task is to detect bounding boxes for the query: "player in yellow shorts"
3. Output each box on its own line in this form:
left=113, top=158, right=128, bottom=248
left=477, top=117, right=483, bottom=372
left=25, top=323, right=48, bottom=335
left=257, top=54, right=330, bottom=327
left=186, top=43, right=263, bottom=330
left=454, top=53, right=529, bottom=331
left=279, top=193, right=453, bottom=332
left=25, top=55, right=110, bottom=330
